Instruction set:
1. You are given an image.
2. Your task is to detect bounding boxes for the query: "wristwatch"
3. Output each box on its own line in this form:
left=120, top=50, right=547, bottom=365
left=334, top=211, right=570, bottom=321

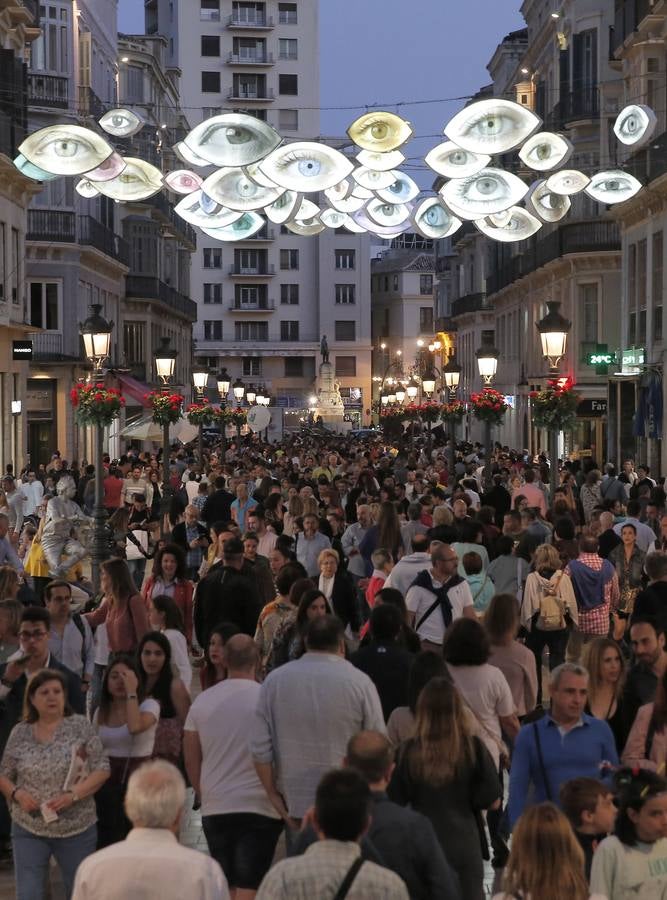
left=71, top=790, right=79, bottom=803
left=126, top=693, right=138, bottom=700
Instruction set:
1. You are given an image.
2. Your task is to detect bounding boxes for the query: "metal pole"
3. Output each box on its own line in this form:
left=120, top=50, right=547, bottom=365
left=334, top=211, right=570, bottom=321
left=198, top=421, right=203, bottom=465
left=449, top=418, right=456, bottom=486
left=161, top=422, right=170, bottom=540
left=549, top=428, right=559, bottom=504
left=484, top=420, right=493, bottom=491
left=91, top=422, right=107, bottom=592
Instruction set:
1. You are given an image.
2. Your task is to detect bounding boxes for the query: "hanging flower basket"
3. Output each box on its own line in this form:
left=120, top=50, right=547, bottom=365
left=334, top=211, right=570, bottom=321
left=70, top=382, right=125, bottom=428
left=379, top=407, right=405, bottom=434
left=470, top=388, right=509, bottom=426
left=212, top=407, right=231, bottom=427
left=228, top=407, right=247, bottom=428
left=440, top=400, right=466, bottom=423
left=186, top=402, right=216, bottom=427
left=530, top=377, right=580, bottom=431
left=145, top=390, right=184, bottom=426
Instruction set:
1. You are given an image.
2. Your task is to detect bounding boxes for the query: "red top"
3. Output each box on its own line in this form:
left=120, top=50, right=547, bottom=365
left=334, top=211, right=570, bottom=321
left=103, top=475, right=123, bottom=509
left=86, top=593, right=150, bottom=653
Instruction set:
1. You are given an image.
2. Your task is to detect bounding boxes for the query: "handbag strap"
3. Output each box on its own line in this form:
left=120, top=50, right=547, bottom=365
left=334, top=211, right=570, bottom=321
left=333, top=857, right=364, bottom=900
left=532, top=722, right=553, bottom=801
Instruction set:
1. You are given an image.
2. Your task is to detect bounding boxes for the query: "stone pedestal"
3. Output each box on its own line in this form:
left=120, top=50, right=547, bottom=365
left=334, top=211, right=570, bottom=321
left=313, top=362, right=351, bottom=433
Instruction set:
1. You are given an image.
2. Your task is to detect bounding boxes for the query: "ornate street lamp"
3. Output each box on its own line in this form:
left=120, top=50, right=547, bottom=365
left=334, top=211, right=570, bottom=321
left=476, top=342, right=499, bottom=385
left=246, top=388, right=257, bottom=405
left=192, top=365, right=209, bottom=398
left=217, top=368, right=231, bottom=400
left=232, top=377, right=245, bottom=403
left=422, top=372, right=437, bottom=396
left=79, top=305, right=114, bottom=590
left=536, top=300, right=571, bottom=372
left=153, top=336, right=179, bottom=538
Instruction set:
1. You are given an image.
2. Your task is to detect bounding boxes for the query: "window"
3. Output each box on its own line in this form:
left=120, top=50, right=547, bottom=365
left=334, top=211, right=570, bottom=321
left=202, top=106, right=222, bottom=119
left=420, top=274, right=433, bottom=295
left=232, top=1, right=266, bottom=25
left=243, top=357, right=262, bottom=376
left=235, top=321, right=268, bottom=341
left=200, top=0, right=220, bottom=20
left=419, top=306, right=434, bottom=334
left=335, top=284, right=356, bottom=304
left=279, top=74, right=298, bottom=95
left=392, top=275, right=398, bottom=291
left=232, top=107, right=267, bottom=121
left=638, top=238, right=647, bottom=307
left=203, top=247, right=222, bottom=269
left=232, top=73, right=266, bottom=99
left=628, top=311, right=637, bottom=345
left=29, top=282, right=59, bottom=329
left=335, top=356, right=356, bottom=377
left=280, top=249, right=299, bottom=270
left=236, top=285, right=267, bottom=306
left=278, top=109, right=298, bottom=131
left=201, top=35, right=220, bottom=56
left=123, top=322, right=145, bottom=365
left=628, top=242, right=637, bottom=311
left=383, top=276, right=389, bottom=291
left=639, top=309, right=647, bottom=343
left=204, top=320, right=222, bottom=340
left=335, top=249, right=355, bottom=270
left=281, top=284, right=299, bottom=304
left=125, top=66, right=144, bottom=102
left=203, top=283, right=222, bottom=304
left=278, top=2, right=297, bottom=24
left=279, top=38, right=297, bottom=59
left=233, top=37, right=266, bottom=60
left=10, top=227, right=18, bottom=303
left=280, top=320, right=299, bottom=340
left=335, top=320, right=356, bottom=341
left=201, top=71, right=220, bottom=93
left=653, top=231, right=663, bottom=342
left=580, top=284, right=598, bottom=343
left=284, top=357, right=303, bottom=376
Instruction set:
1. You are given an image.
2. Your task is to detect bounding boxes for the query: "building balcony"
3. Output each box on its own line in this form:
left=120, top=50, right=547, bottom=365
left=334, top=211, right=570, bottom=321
left=450, top=292, right=490, bottom=319
left=77, top=216, right=130, bottom=267
left=140, top=191, right=197, bottom=250
left=76, top=85, right=105, bottom=120
left=27, top=73, right=68, bottom=108
left=27, top=209, right=76, bottom=243
left=625, top=128, right=667, bottom=185
left=228, top=264, right=276, bottom=277
left=227, top=87, right=275, bottom=102
left=228, top=299, right=276, bottom=311
left=612, top=0, right=654, bottom=55
left=125, top=275, right=198, bottom=322
left=27, top=332, right=81, bottom=363
left=242, top=226, right=275, bottom=241
left=227, top=52, right=274, bottom=66
left=486, top=221, right=621, bottom=296
left=227, top=13, right=274, bottom=28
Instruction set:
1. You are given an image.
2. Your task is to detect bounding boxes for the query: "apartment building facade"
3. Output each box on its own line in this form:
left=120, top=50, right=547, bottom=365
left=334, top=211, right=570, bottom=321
left=146, top=0, right=372, bottom=423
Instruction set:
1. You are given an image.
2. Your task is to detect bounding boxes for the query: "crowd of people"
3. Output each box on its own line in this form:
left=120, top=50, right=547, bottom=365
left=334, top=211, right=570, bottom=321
left=2, top=439, right=667, bottom=898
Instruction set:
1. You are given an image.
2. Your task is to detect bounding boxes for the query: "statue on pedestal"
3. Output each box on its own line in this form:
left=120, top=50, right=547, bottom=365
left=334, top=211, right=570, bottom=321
left=320, top=334, right=329, bottom=365
left=40, top=475, right=91, bottom=577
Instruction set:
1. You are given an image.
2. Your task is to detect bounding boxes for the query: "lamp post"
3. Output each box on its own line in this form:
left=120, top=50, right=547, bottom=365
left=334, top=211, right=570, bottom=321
left=258, top=390, right=270, bottom=442
left=192, top=364, right=209, bottom=464
left=421, top=370, right=437, bottom=455
left=232, top=377, right=245, bottom=440
left=476, top=340, right=500, bottom=491
left=154, top=336, right=178, bottom=539
left=443, top=356, right=462, bottom=481
left=536, top=301, right=572, bottom=500
left=79, top=304, right=113, bottom=591
left=216, top=368, right=230, bottom=454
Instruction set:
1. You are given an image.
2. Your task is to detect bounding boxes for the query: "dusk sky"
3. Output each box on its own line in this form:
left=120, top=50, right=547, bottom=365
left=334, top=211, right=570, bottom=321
left=117, top=1, right=526, bottom=176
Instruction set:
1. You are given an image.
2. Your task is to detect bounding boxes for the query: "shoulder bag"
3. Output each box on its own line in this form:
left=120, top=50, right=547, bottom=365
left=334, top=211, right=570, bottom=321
left=333, top=857, right=364, bottom=900
left=532, top=721, right=553, bottom=801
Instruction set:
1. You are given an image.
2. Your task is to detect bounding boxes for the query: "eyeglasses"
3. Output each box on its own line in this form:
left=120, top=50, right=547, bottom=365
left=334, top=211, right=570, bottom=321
left=19, top=630, right=47, bottom=640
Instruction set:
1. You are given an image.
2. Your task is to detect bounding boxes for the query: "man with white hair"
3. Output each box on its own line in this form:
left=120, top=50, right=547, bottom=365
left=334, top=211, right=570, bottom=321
left=71, top=760, right=228, bottom=900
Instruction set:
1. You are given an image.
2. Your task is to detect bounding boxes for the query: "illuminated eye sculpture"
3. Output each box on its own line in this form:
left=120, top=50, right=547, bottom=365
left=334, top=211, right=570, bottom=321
left=13, top=154, right=59, bottom=181
left=375, top=171, right=420, bottom=204
left=75, top=178, right=101, bottom=198
left=184, top=113, right=282, bottom=167
left=545, top=169, right=590, bottom=196
left=440, top=167, right=528, bottom=219
left=526, top=180, right=571, bottom=223
left=365, top=199, right=412, bottom=228
left=93, top=157, right=163, bottom=201
left=425, top=141, right=490, bottom=178
left=201, top=167, right=283, bottom=210
left=259, top=142, right=353, bottom=191
left=84, top=153, right=127, bottom=182
left=585, top=170, right=642, bottom=204
left=444, top=99, right=541, bottom=154
left=199, top=212, right=265, bottom=242
left=412, top=198, right=462, bottom=240
left=264, top=190, right=302, bottom=224
left=356, top=149, right=406, bottom=171
left=614, top=104, right=657, bottom=147
left=99, top=108, right=145, bottom=138
left=174, top=190, right=243, bottom=228
left=352, top=166, right=396, bottom=190
left=19, top=124, right=114, bottom=176
left=475, top=207, right=542, bottom=242
left=173, top=141, right=212, bottom=168
left=347, top=111, right=413, bottom=152
left=165, top=170, right=204, bottom=195
left=518, top=132, right=573, bottom=171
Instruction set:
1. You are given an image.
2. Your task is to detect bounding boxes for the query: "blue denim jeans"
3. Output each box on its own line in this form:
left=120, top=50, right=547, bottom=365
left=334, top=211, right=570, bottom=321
left=12, top=821, right=97, bottom=900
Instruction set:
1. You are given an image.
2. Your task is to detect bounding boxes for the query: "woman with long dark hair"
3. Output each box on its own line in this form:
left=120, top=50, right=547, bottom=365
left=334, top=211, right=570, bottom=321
left=136, top=631, right=190, bottom=766
left=265, top=587, right=332, bottom=672
left=141, top=543, right=194, bottom=646
left=359, top=499, right=402, bottom=573
left=85, top=559, right=150, bottom=654
left=388, top=677, right=501, bottom=899
left=200, top=621, right=241, bottom=691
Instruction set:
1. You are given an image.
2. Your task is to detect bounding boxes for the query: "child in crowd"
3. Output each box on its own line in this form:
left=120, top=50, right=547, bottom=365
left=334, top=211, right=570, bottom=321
left=365, top=548, right=393, bottom=609
left=590, top=768, right=667, bottom=899
left=560, top=777, right=618, bottom=879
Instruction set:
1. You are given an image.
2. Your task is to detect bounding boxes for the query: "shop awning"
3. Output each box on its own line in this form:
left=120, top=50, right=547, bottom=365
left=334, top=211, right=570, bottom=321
left=115, top=373, right=152, bottom=407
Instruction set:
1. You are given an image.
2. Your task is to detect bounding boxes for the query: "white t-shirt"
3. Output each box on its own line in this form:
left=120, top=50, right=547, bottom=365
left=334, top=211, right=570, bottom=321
left=164, top=628, right=192, bottom=691
left=405, top=575, right=474, bottom=644
left=184, top=678, right=280, bottom=820
left=447, top=663, right=514, bottom=768
left=95, top=698, right=160, bottom=757
left=93, top=623, right=110, bottom=667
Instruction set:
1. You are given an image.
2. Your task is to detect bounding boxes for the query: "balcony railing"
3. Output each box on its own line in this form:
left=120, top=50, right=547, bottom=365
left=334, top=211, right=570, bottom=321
left=125, top=275, right=198, bottom=321
left=77, top=85, right=105, bottom=120
left=450, top=292, right=490, bottom=319
left=227, top=13, right=274, bottom=28
left=625, top=128, right=667, bottom=185
left=227, top=87, right=275, bottom=101
left=227, top=52, right=274, bottom=65
left=228, top=299, right=276, bottom=311
left=27, top=209, right=76, bottom=242
left=27, top=73, right=68, bottom=108
left=77, top=216, right=129, bottom=266
left=229, top=264, right=276, bottom=276
left=613, top=0, right=653, bottom=55
left=27, top=332, right=72, bottom=361
left=486, top=221, right=621, bottom=295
